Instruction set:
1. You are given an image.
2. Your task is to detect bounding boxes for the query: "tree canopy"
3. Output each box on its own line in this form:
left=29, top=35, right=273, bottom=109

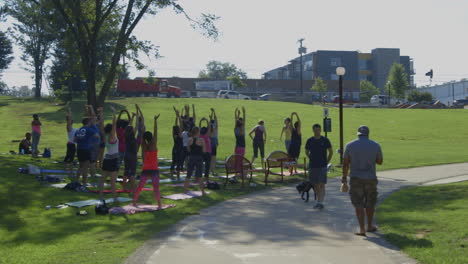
left=0, top=6, right=13, bottom=75
left=387, top=63, right=409, bottom=100
left=199, top=60, right=247, bottom=80
left=311, top=77, right=327, bottom=95
left=359, top=80, right=380, bottom=103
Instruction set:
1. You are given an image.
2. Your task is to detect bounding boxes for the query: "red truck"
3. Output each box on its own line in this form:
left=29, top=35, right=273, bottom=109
left=116, top=79, right=182, bottom=98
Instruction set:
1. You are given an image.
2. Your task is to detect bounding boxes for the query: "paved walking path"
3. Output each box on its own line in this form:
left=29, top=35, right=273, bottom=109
left=126, top=163, right=468, bottom=264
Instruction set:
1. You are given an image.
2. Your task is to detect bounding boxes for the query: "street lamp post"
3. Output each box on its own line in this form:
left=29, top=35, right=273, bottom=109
left=298, top=38, right=306, bottom=96
left=336, top=67, right=346, bottom=165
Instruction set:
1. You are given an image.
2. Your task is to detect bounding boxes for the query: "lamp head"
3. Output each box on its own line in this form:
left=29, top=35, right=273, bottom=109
left=336, top=67, right=346, bottom=76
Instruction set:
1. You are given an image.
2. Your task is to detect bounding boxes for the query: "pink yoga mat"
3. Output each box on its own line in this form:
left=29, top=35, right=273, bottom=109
left=88, top=188, right=153, bottom=194
left=109, top=204, right=176, bottom=214
left=162, top=191, right=209, bottom=200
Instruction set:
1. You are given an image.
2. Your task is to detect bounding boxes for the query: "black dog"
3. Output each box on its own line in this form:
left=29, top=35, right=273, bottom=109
left=296, top=181, right=316, bottom=202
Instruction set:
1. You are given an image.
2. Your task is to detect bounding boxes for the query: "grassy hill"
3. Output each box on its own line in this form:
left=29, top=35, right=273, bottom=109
left=0, top=96, right=467, bottom=263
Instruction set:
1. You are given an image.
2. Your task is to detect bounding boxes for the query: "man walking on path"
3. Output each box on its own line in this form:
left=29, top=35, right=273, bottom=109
left=305, top=124, right=333, bottom=209
left=342, top=125, right=383, bottom=236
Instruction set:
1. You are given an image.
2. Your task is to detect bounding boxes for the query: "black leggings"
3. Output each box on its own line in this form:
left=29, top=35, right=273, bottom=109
left=171, top=147, right=184, bottom=171
left=202, top=152, right=211, bottom=178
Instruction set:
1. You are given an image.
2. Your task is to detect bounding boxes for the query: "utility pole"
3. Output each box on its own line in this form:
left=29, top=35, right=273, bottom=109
left=298, top=38, right=306, bottom=96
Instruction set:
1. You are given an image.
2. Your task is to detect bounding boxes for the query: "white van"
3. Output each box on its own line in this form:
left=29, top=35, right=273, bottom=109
left=216, top=90, right=251, bottom=100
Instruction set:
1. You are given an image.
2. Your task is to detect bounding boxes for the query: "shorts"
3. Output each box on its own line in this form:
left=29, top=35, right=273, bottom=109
left=210, top=137, right=218, bottom=156
left=77, top=149, right=91, bottom=162
left=253, top=140, right=265, bottom=158
left=64, top=143, right=76, bottom=163
left=124, top=153, right=138, bottom=176
left=90, top=144, right=99, bottom=163
left=102, top=158, right=119, bottom=172
left=308, top=166, right=327, bottom=184
left=349, top=177, right=378, bottom=208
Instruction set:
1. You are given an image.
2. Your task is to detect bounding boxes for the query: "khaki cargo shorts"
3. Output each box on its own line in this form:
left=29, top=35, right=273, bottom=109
left=349, top=177, right=378, bottom=208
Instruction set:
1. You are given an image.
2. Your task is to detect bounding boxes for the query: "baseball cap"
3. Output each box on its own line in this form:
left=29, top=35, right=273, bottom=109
left=357, top=125, right=369, bottom=136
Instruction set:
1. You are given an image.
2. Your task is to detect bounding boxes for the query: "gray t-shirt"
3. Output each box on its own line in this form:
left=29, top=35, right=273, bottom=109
left=343, top=137, right=382, bottom=179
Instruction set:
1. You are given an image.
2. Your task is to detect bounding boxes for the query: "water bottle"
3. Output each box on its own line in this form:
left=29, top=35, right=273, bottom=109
left=20, top=149, right=24, bottom=155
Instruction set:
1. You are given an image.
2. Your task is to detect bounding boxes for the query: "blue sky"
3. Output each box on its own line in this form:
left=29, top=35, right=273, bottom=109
left=2, top=0, right=468, bottom=91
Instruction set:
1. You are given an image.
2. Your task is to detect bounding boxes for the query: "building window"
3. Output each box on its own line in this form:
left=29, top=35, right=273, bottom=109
left=304, top=60, right=313, bottom=71
left=330, top=57, right=341, bottom=67
left=359, top=59, right=369, bottom=70
left=330, top=74, right=339, bottom=80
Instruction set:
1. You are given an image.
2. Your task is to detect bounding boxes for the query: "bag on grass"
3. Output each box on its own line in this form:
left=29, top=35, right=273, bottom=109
left=95, top=200, right=109, bottom=215
left=43, top=148, right=51, bottom=158
left=64, top=181, right=82, bottom=191
left=206, top=181, right=220, bottom=190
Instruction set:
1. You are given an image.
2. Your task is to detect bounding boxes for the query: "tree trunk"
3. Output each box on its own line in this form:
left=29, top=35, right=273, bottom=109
left=34, top=65, right=42, bottom=98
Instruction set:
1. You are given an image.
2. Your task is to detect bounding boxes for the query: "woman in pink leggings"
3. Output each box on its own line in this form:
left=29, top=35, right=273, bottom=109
left=133, top=114, right=162, bottom=209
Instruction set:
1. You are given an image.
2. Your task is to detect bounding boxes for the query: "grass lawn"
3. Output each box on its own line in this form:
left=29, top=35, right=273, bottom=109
left=378, top=181, right=468, bottom=264
left=0, top=95, right=467, bottom=263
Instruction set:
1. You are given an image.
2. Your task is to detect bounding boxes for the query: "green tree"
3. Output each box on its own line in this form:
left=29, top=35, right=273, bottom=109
left=359, top=80, right=379, bottom=103
left=387, top=63, right=409, bottom=100
left=199, top=61, right=247, bottom=79
left=227, top=75, right=246, bottom=89
left=311, top=77, right=327, bottom=98
left=0, top=6, right=13, bottom=75
left=49, top=0, right=219, bottom=107
left=7, top=0, right=57, bottom=98
left=407, top=90, right=433, bottom=103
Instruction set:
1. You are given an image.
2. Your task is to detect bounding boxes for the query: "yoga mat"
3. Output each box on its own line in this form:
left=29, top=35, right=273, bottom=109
left=88, top=188, right=153, bottom=193
left=165, top=181, right=221, bottom=187
left=49, top=183, right=110, bottom=188
left=41, top=169, right=77, bottom=174
left=109, top=204, right=176, bottom=215
left=162, top=191, right=209, bottom=200
left=64, top=197, right=133, bottom=208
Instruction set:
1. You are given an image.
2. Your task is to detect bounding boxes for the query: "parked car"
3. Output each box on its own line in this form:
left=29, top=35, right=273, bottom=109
left=331, top=95, right=356, bottom=104
left=216, top=90, right=251, bottom=100
left=258, top=94, right=271, bottom=101
left=453, top=99, right=468, bottom=107
left=370, top=95, right=399, bottom=105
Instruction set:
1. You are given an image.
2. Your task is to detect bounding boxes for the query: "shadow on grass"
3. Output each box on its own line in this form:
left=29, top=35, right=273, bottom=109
left=382, top=233, right=433, bottom=248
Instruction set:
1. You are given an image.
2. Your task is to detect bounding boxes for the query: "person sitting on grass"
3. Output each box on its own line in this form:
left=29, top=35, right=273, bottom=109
left=64, top=107, right=77, bottom=175
left=122, top=110, right=139, bottom=191
left=170, top=107, right=184, bottom=180
left=288, top=112, right=302, bottom=175
left=99, top=107, right=119, bottom=201
left=249, top=120, right=266, bottom=167
left=133, top=114, right=163, bottom=209
left=183, top=126, right=206, bottom=195
left=19, top=132, right=32, bottom=154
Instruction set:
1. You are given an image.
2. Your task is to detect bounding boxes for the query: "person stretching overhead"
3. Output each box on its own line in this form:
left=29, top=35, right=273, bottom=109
left=133, top=114, right=163, bottom=209
left=199, top=117, right=212, bottom=184
left=209, top=108, right=219, bottom=176
left=170, top=107, right=184, bottom=180
left=288, top=112, right=302, bottom=175
left=64, top=107, right=77, bottom=175
left=99, top=107, right=120, bottom=201
left=183, top=126, right=206, bottom=195
left=249, top=120, right=266, bottom=167
left=122, top=111, right=139, bottom=191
